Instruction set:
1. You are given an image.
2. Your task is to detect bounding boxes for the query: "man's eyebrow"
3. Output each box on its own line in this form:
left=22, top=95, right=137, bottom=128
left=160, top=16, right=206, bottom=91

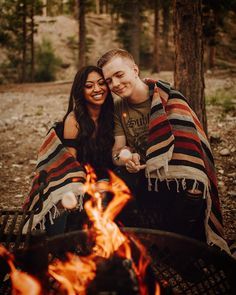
left=105, top=71, right=123, bottom=81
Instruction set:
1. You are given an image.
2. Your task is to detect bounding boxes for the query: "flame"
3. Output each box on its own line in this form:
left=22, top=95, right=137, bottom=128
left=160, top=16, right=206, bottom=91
left=0, top=245, right=42, bottom=295
left=49, top=165, right=160, bottom=294
left=48, top=253, right=96, bottom=295
left=1, top=165, right=161, bottom=294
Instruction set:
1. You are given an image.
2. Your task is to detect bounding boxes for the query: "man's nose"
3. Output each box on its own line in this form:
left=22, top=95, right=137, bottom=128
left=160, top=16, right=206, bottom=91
left=112, top=77, right=120, bottom=89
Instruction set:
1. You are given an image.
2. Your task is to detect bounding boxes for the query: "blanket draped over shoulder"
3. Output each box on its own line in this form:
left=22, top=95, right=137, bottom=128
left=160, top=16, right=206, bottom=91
left=145, top=79, right=229, bottom=253
left=22, top=124, right=86, bottom=233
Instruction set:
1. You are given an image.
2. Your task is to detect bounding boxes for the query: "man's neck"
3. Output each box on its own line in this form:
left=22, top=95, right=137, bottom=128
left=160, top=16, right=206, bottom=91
left=127, top=79, right=149, bottom=104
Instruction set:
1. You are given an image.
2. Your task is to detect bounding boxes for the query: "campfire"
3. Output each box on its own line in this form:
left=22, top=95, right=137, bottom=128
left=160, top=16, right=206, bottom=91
left=0, top=166, right=235, bottom=294
left=0, top=166, right=162, bottom=294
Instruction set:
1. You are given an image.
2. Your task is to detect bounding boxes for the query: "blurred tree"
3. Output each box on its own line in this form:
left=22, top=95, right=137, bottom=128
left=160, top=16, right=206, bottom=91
left=77, top=0, right=86, bottom=67
left=161, top=0, right=171, bottom=50
left=111, top=0, right=142, bottom=65
left=0, top=0, right=43, bottom=83
left=173, top=0, right=207, bottom=131
left=202, top=0, right=236, bottom=69
left=152, top=0, right=160, bottom=73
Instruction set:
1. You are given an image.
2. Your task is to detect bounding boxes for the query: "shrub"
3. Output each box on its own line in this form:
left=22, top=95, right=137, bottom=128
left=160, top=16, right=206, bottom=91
left=34, top=39, right=61, bottom=82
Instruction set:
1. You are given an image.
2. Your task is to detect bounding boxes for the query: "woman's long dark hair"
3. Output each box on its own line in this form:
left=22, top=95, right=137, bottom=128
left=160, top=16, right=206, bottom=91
left=63, top=66, right=114, bottom=169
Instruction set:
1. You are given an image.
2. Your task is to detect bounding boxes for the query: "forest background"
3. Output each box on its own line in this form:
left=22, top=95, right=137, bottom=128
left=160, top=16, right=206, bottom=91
left=0, top=0, right=235, bottom=243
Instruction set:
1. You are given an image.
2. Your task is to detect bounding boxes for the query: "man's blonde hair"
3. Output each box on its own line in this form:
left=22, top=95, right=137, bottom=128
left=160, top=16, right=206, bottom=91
left=97, top=48, right=135, bottom=68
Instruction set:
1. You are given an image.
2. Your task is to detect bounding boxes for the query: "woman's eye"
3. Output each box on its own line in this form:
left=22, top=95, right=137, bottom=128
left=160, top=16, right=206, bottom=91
left=99, top=80, right=105, bottom=86
left=85, top=84, right=93, bottom=88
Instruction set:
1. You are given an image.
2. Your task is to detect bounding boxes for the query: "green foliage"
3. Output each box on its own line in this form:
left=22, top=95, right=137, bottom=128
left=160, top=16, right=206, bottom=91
left=34, top=39, right=61, bottom=82
left=206, top=88, right=236, bottom=113
left=0, top=0, right=43, bottom=82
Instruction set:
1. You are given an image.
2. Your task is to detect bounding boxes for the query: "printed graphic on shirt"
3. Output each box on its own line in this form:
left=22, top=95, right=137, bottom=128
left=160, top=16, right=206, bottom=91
left=124, top=113, right=150, bottom=163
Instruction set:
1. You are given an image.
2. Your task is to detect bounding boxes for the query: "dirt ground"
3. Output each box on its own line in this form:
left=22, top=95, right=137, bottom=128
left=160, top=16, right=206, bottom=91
left=0, top=72, right=235, bottom=242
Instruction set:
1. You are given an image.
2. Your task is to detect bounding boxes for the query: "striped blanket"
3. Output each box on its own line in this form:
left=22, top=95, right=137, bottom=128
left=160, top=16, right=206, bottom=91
left=22, top=125, right=86, bottom=233
left=145, top=79, right=230, bottom=253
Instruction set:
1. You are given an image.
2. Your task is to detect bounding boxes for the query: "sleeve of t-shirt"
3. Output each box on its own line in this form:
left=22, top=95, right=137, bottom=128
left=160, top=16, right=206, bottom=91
left=114, top=99, right=125, bottom=137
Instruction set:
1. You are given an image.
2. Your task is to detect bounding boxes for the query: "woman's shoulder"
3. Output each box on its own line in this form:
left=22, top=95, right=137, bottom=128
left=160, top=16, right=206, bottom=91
left=64, top=111, right=80, bottom=139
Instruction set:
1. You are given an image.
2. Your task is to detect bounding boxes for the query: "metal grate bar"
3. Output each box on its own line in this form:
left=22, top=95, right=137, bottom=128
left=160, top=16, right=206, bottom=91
left=6, top=211, right=19, bottom=248
left=0, top=212, right=10, bottom=240
left=24, top=210, right=35, bottom=248
left=14, top=210, right=27, bottom=250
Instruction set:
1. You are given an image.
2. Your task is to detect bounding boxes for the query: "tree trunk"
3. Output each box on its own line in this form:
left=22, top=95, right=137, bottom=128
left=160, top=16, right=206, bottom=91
left=162, top=0, right=170, bottom=49
left=208, top=45, right=216, bottom=68
left=42, top=0, right=47, bottom=17
left=21, top=0, right=27, bottom=83
left=173, top=0, right=207, bottom=132
left=30, top=0, right=35, bottom=82
left=78, top=0, right=86, bottom=68
left=95, top=0, right=100, bottom=14
left=153, top=0, right=160, bottom=73
left=130, top=0, right=140, bottom=65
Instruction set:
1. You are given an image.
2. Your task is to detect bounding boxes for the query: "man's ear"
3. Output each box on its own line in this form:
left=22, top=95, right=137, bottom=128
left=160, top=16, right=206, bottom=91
left=133, top=63, right=139, bottom=77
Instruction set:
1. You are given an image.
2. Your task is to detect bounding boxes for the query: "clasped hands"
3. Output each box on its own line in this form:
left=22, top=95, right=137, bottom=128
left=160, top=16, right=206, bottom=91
left=124, top=152, right=146, bottom=173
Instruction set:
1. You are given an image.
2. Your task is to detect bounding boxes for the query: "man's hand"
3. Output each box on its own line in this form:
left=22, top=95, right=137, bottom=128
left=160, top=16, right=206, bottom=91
left=125, top=153, right=146, bottom=173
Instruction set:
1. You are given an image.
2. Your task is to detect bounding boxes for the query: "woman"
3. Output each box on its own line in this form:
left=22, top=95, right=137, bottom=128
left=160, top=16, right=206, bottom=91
left=62, top=65, right=114, bottom=171
left=23, top=66, right=114, bottom=236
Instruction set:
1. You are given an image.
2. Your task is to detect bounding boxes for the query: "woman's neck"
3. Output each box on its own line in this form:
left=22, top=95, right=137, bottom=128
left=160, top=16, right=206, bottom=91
left=87, top=104, right=101, bottom=122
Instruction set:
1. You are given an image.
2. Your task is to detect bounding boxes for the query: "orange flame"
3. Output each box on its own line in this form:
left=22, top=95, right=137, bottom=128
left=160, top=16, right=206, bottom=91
left=0, top=245, right=42, bottom=295
left=49, top=165, right=160, bottom=294
left=1, top=165, right=161, bottom=294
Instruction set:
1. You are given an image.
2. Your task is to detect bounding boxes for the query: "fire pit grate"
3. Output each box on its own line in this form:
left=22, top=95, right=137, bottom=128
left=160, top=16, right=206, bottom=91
left=0, top=209, right=35, bottom=251
left=0, top=225, right=235, bottom=294
left=26, top=228, right=234, bottom=295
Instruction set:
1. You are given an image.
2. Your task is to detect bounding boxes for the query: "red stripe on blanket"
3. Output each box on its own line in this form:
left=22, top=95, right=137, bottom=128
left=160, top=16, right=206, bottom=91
left=149, top=113, right=167, bottom=129
left=148, top=124, right=172, bottom=142
left=38, top=130, right=55, bottom=154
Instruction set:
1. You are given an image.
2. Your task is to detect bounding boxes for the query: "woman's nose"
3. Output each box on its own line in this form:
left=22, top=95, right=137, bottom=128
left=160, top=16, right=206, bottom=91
left=93, top=82, right=101, bottom=92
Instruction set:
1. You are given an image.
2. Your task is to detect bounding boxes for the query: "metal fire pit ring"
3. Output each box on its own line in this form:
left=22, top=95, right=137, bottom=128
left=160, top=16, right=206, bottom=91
left=44, top=228, right=236, bottom=295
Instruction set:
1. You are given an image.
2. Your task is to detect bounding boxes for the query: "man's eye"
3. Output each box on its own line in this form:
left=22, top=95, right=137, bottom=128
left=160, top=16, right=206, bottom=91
left=117, top=73, right=124, bottom=78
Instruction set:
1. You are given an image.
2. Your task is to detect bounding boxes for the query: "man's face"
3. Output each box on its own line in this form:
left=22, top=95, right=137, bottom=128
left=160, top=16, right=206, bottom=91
left=102, top=56, right=139, bottom=99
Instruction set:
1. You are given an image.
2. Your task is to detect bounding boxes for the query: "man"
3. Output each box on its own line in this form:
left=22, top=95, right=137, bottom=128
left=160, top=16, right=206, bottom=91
left=97, top=48, right=229, bottom=253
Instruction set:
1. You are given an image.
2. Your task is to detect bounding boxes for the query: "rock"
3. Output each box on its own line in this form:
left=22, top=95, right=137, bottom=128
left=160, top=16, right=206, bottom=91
left=210, top=133, right=221, bottom=143
left=228, top=191, right=236, bottom=197
left=218, top=169, right=224, bottom=174
left=230, top=147, right=236, bottom=153
left=12, top=164, right=23, bottom=168
left=219, top=148, right=230, bottom=156
left=227, top=172, right=236, bottom=177
left=15, top=194, right=23, bottom=198
left=14, top=177, right=21, bottom=182
left=29, top=159, right=37, bottom=165
left=218, top=181, right=225, bottom=187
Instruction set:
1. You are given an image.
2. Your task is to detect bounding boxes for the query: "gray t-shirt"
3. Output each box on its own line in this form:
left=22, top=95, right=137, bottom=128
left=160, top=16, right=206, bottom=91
left=114, top=97, right=151, bottom=163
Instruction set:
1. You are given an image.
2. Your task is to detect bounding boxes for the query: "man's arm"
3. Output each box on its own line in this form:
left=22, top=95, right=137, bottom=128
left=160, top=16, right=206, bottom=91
left=112, top=135, right=127, bottom=166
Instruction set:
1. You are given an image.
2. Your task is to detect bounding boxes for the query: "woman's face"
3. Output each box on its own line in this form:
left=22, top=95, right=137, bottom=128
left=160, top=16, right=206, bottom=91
left=84, top=71, right=108, bottom=106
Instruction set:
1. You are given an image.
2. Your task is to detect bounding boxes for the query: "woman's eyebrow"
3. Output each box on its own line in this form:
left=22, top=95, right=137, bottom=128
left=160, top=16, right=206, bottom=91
left=86, top=78, right=105, bottom=83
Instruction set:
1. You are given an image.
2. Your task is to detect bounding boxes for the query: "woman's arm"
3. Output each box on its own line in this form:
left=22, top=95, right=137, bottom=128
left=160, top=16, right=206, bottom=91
left=63, top=112, right=79, bottom=158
